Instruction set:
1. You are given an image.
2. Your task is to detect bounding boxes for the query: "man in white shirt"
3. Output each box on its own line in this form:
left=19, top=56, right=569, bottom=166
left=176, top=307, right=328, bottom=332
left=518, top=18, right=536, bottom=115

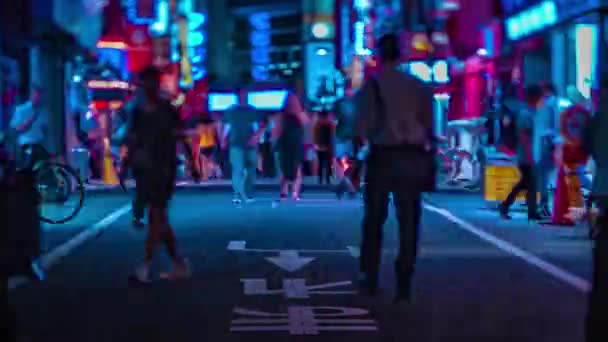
left=9, top=87, right=48, bottom=166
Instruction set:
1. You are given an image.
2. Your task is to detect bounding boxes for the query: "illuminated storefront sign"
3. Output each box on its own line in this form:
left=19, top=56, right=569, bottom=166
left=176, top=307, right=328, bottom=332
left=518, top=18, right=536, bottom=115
left=340, top=2, right=352, bottom=68
left=354, top=21, right=370, bottom=56
left=250, top=12, right=271, bottom=81
left=177, top=16, right=192, bottom=88
left=505, top=1, right=558, bottom=40
left=171, top=10, right=207, bottom=88
left=403, top=61, right=450, bottom=84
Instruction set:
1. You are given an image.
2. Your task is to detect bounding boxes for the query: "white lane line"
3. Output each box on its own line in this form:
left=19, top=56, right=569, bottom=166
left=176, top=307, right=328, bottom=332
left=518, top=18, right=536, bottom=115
left=8, top=204, right=131, bottom=291
left=424, top=203, right=592, bottom=293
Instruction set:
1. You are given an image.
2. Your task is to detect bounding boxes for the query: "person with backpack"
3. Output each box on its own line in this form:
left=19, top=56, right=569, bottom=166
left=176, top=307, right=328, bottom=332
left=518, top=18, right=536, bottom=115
left=313, top=110, right=335, bottom=185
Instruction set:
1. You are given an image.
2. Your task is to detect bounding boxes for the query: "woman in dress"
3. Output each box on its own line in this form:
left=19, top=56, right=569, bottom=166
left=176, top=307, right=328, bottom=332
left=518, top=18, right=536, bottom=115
left=275, top=93, right=309, bottom=200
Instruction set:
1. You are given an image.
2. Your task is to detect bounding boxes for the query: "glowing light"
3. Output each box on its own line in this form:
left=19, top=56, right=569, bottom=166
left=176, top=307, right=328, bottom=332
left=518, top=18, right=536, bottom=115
left=409, top=62, right=432, bottom=83
left=432, top=60, right=449, bottom=83
left=505, top=1, right=557, bottom=40
left=311, top=22, right=330, bottom=39
left=476, top=48, right=488, bottom=56
left=189, top=12, right=206, bottom=30
left=150, top=0, right=169, bottom=35
left=124, top=0, right=156, bottom=24
left=558, top=98, right=573, bottom=108
left=247, top=90, right=289, bottom=110
left=178, top=18, right=192, bottom=88
left=109, top=101, right=123, bottom=110
left=575, top=24, right=598, bottom=99
left=188, top=31, right=205, bottom=46
left=87, top=80, right=129, bottom=89
left=354, top=0, right=370, bottom=10
left=317, top=48, right=328, bottom=56
left=250, top=12, right=271, bottom=81
left=96, top=41, right=128, bottom=49
left=354, top=21, right=370, bottom=55
left=249, top=13, right=271, bottom=30
left=208, top=93, right=238, bottom=111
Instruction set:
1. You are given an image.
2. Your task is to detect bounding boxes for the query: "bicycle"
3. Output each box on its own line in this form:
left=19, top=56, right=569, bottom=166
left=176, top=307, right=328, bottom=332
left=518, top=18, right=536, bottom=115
left=0, top=131, right=85, bottom=224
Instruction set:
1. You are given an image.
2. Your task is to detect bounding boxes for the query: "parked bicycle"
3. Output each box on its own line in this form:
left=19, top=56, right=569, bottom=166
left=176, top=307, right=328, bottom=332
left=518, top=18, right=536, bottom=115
left=0, top=130, right=85, bottom=224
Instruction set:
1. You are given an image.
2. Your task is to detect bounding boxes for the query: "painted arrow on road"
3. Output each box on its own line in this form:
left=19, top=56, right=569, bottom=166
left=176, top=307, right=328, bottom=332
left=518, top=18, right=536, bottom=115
left=265, top=250, right=315, bottom=272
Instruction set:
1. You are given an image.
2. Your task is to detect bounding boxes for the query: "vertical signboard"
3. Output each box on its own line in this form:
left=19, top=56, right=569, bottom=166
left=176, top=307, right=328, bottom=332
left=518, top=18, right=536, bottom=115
left=304, top=42, right=336, bottom=102
left=250, top=12, right=271, bottom=81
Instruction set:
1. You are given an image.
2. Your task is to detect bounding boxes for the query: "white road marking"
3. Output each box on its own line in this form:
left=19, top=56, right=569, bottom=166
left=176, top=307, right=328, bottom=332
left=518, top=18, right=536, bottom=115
left=8, top=204, right=131, bottom=291
left=265, top=250, right=316, bottom=272
left=227, top=241, right=352, bottom=254
left=424, top=204, right=592, bottom=293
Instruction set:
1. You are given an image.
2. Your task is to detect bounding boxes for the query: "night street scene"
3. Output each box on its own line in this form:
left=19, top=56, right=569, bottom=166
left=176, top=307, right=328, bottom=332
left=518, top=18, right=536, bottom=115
left=2, top=0, right=608, bottom=341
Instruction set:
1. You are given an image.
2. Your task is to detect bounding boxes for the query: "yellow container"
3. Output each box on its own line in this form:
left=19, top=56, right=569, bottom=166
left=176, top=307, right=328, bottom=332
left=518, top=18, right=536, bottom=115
left=484, top=162, right=539, bottom=204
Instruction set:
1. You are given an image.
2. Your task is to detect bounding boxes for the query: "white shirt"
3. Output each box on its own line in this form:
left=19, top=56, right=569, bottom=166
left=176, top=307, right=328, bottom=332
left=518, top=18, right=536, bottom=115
left=10, top=102, right=48, bottom=146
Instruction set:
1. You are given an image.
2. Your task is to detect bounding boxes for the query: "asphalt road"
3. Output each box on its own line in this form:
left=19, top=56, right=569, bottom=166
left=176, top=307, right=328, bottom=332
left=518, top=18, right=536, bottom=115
left=9, top=190, right=589, bottom=342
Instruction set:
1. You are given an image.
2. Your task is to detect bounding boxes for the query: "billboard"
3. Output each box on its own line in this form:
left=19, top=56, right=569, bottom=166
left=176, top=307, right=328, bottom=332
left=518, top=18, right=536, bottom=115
left=52, top=0, right=108, bottom=49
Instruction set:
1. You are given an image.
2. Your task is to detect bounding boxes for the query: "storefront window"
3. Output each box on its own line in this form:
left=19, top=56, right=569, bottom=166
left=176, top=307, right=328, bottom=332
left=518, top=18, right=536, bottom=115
left=567, top=14, right=600, bottom=99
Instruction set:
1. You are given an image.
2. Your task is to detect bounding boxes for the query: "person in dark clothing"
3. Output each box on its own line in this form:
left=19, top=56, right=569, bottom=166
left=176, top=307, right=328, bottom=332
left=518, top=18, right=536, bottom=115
left=499, top=85, right=545, bottom=221
left=124, top=66, right=199, bottom=282
left=581, top=104, right=608, bottom=342
left=276, top=93, right=309, bottom=200
left=313, top=110, right=335, bottom=185
left=356, top=33, right=434, bottom=302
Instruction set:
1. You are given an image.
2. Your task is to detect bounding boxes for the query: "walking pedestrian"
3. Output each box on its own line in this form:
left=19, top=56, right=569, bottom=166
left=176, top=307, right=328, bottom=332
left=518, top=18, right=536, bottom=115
left=498, top=85, right=545, bottom=221
left=123, top=66, right=199, bottom=282
left=313, top=110, right=335, bottom=185
left=221, top=86, right=265, bottom=204
left=356, top=33, right=434, bottom=302
left=275, top=92, right=309, bottom=200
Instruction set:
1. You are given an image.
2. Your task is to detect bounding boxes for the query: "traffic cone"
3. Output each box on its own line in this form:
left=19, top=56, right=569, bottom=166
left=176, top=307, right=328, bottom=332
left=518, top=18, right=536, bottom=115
left=102, top=140, right=119, bottom=185
left=551, top=166, right=583, bottom=225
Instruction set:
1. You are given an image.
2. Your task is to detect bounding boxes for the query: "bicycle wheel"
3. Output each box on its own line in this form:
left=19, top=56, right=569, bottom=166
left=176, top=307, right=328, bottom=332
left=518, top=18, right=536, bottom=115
left=35, top=162, right=85, bottom=224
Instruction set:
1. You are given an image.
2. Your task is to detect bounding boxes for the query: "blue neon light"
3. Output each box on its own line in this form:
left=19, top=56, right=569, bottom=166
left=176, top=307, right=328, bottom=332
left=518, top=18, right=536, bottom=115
left=150, top=0, right=170, bottom=36
left=125, top=0, right=157, bottom=24
left=189, top=12, right=206, bottom=30
left=209, top=93, right=238, bottom=111
left=189, top=31, right=205, bottom=46
left=506, top=1, right=557, bottom=40
left=250, top=12, right=271, bottom=81
left=250, top=13, right=271, bottom=30
left=247, top=90, right=289, bottom=110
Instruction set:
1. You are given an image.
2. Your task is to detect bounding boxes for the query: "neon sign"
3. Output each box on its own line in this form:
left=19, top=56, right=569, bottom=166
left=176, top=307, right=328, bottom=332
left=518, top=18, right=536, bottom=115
left=124, top=0, right=157, bottom=24
left=505, top=1, right=557, bottom=40
left=250, top=12, right=271, bottom=81
left=171, top=10, right=207, bottom=88
left=403, top=61, right=450, bottom=83
left=354, top=21, right=370, bottom=56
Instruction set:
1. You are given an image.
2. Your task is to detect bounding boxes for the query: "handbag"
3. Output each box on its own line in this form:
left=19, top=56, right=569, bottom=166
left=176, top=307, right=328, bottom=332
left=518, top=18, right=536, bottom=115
left=369, top=78, right=437, bottom=192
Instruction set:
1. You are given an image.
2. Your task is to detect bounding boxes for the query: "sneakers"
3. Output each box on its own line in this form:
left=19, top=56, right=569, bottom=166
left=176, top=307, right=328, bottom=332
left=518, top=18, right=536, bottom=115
left=245, top=197, right=255, bottom=204
left=133, top=263, right=151, bottom=283
left=160, top=258, right=192, bottom=281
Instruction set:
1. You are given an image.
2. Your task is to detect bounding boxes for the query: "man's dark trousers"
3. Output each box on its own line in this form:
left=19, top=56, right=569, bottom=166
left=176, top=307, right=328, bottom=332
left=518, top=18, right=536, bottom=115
left=360, top=146, right=423, bottom=292
left=132, top=170, right=146, bottom=221
left=586, top=196, right=608, bottom=342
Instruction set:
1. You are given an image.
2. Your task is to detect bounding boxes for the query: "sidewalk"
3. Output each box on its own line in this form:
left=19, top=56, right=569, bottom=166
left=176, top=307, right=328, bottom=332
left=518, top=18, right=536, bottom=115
left=85, top=177, right=478, bottom=193
left=427, top=192, right=593, bottom=281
